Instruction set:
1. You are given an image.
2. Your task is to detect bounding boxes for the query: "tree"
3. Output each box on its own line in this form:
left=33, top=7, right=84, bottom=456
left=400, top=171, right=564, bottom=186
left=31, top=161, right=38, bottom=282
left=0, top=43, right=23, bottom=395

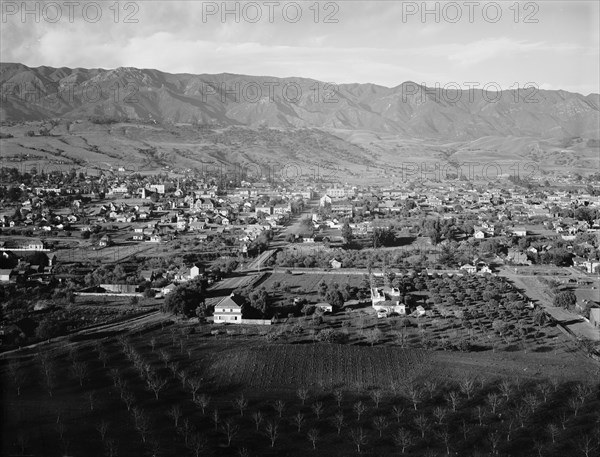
left=297, top=387, right=309, bottom=405
left=350, top=427, right=368, bottom=453
left=365, top=328, right=383, bottom=347
left=370, top=389, right=383, bottom=408
left=414, top=414, right=429, bottom=438
left=234, top=394, right=248, bottom=417
left=249, top=288, right=271, bottom=316
left=293, top=412, right=305, bottom=432
left=162, top=284, right=204, bottom=317
left=167, top=404, right=182, bottom=427
left=393, top=428, right=414, bottom=454
left=273, top=399, right=285, bottom=418
left=222, top=419, right=239, bottom=447
left=353, top=401, right=366, bottom=421
left=326, top=289, right=345, bottom=310
left=459, top=377, right=476, bottom=399
left=187, top=433, right=208, bottom=457
left=341, top=221, right=353, bottom=244
left=311, top=401, right=324, bottom=419
left=147, top=375, right=167, bottom=400
left=373, top=416, right=389, bottom=438
left=333, top=389, right=343, bottom=408
left=252, top=411, right=264, bottom=431
left=332, top=412, right=345, bottom=435
left=553, top=290, right=577, bottom=309
left=264, top=421, right=279, bottom=447
left=307, top=428, right=320, bottom=450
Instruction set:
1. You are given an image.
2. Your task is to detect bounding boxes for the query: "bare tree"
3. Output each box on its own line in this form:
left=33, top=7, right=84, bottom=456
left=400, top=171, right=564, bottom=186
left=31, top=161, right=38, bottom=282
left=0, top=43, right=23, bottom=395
left=188, top=377, right=202, bottom=401
left=373, top=416, right=389, bottom=438
left=407, top=385, right=422, bottom=411
left=488, top=430, right=501, bottom=455
left=424, top=380, right=438, bottom=400
left=437, top=427, right=451, bottom=455
left=122, top=390, right=135, bottom=411
left=312, top=401, right=324, bottom=419
left=212, top=409, right=220, bottom=431
left=575, top=383, right=592, bottom=404
left=392, top=404, right=404, bottom=423
left=132, top=407, right=151, bottom=443
left=475, top=405, right=485, bottom=426
left=353, top=401, right=366, bottom=421
left=293, top=412, right=305, bottom=432
left=523, top=393, right=541, bottom=414
left=104, top=438, right=118, bottom=457
left=558, top=411, right=569, bottom=430
left=350, top=427, right=368, bottom=453
left=433, top=406, right=447, bottom=425
left=87, top=391, right=97, bottom=411
left=150, top=337, right=157, bottom=352
left=167, top=404, right=183, bottom=427
left=499, top=379, right=512, bottom=401
left=168, top=361, right=180, bottom=377
left=159, top=349, right=171, bottom=368
left=187, top=433, right=208, bottom=457
left=332, top=412, right=345, bottom=435
left=264, top=421, right=279, bottom=447
left=487, top=392, right=501, bottom=414
left=147, top=375, right=167, bottom=400
left=537, top=382, right=551, bottom=403
left=222, top=419, right=239, bottom=447
left=547, top=423, right=559, bottom=444
left=252, top=410, right=264, bottom=431
left=109, top=368, right=122, bottom=388
left=333, top=389, right=343, bottom=408
left=370, top=389, right=383, bottom=408
left=307, top=428, right=320, bottom=450
left=96, top=420, right=109, bottom=443
left=445, top=390, right=459, bottom=412
left=568, top=396, right=583, bottom=417
left=393, top=428, right=414, bottom=454
left=234, top=394, right=249, bottom=417
left=297, top=387, right=309, bottom=406
left=414, top=414, right=429, bottom=438
left=178, top=418, right=192, bottom=446
left=576, top=434, right=598, bottom=457
left=533, top=440, right=545, bottom=457
left=459, top=377, right=476, bottom=400
left=274, top=400, right=286, bottom=418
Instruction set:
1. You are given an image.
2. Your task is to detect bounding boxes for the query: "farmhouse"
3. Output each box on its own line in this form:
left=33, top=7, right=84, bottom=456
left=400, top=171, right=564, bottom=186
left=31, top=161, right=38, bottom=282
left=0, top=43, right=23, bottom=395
left=213, top=293, right=245, bottom=324
left=370, top=287, right=406, bottom=315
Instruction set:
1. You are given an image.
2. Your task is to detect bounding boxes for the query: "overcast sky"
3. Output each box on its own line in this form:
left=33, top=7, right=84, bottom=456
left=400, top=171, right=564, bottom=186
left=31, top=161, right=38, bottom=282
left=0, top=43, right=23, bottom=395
left=2, top=1, right=598, bottom=94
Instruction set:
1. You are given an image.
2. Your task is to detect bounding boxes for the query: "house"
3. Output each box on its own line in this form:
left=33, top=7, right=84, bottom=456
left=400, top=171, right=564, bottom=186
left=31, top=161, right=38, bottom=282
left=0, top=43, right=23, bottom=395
left=473, top=230, right=486, bottom=240
left=213, top=293, right=245, bottom=324
left=460, top=264, right=477, bottom=274
left=370, top=287, right=406, bottom=315
left=512, top=227, right=528, bottom=237
left=162, top=283, right=176, bottom=295
left=315, top=303, right=333, bottom=313
left=0, top=269, right=13, bottom=282
left=190, top=264, right=204, bottom=279
left=330, top=259, right=342, bottom=269
left=98, top=235, right=112, bottom=247
left=590, top=308, right=600, bottom=329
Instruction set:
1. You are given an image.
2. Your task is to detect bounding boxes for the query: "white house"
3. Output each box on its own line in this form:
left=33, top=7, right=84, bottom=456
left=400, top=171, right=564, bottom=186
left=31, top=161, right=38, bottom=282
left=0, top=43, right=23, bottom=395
left=213, top=294, right=244, bottom=324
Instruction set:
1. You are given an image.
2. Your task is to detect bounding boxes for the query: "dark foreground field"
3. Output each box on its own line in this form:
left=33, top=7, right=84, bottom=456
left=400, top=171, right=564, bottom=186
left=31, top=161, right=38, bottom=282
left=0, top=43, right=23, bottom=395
left=2, top=321, right=599, bottom=457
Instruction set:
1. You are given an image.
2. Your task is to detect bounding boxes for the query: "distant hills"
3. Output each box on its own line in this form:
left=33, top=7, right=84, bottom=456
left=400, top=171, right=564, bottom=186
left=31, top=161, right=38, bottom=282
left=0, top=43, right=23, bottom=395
left=1, top=63, right=599, bottom=141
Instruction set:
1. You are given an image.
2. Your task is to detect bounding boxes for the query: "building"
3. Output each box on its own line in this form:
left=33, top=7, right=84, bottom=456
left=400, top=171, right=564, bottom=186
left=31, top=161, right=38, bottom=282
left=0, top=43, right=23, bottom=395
left=213, top=293, right=245, bottom=324
left=370, top=287, right=406, bottom=315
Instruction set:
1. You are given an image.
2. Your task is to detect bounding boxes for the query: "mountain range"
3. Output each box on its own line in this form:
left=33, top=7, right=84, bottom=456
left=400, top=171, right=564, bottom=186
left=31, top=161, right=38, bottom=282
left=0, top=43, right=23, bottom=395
left=1, top=63, right=599, bottom=141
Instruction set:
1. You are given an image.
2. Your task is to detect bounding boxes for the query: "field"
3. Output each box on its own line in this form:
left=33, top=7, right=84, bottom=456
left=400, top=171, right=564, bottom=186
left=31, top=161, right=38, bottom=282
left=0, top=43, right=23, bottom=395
left=2, top=321, right=599, bottom=457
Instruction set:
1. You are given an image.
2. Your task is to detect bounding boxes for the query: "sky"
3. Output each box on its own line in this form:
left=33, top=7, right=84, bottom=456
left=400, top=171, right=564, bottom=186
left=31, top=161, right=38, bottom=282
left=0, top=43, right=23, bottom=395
left=1, top=1, right=599, bottom=94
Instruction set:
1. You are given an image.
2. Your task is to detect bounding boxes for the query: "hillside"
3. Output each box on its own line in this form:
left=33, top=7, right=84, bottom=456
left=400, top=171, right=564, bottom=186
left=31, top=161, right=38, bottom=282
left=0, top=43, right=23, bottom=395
left=1, top=63, right=599, bottom=179
left=2, top=63, right=599, bottom=140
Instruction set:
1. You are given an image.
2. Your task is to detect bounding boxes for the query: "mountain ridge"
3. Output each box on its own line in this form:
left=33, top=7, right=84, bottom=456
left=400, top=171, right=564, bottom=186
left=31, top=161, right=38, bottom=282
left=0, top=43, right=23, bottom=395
left=1, top=63, right=599, bottom=142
